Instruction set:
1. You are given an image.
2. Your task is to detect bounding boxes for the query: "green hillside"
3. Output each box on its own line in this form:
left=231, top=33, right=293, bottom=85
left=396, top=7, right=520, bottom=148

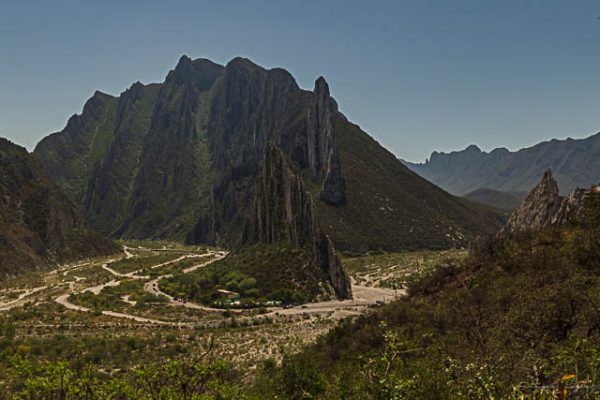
left=255, top=192, right=600, bottom=399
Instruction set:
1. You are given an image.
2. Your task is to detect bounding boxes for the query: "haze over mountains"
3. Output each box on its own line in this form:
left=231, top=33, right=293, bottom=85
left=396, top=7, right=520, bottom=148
left=33, top=55, right=502, bottom=253
left=403, top=133, right=600, bottom=196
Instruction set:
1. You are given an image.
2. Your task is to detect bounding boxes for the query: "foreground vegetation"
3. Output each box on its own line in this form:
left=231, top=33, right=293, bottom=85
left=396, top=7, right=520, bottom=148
left=5, top=197, right=598, bottom=399
left=254, top=192, right=600, bottom=399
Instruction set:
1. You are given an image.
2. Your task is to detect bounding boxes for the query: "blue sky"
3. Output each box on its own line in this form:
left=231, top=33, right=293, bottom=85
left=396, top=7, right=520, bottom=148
left=1, top=0, right=599, bottom=161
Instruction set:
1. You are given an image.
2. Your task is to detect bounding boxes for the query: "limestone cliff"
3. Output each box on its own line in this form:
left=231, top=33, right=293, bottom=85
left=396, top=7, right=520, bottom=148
left=499, top=170, right=591, bottom=237
left=307, top=77, right=347, bottom=205
left=243, top=145, right=352, bottom=299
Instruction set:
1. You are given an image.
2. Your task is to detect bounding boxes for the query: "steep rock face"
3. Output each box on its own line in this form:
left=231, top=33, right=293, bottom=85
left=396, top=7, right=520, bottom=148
left=0, top=138, right=116, bottom=276
left=83, top=82, right=161, bottom=236
left=499, top=170, right=591, bottom=237
left=119, top=57, right=223, bottom=239
left=243, top=145, right=352, bottom=299
left=499, top=170, right=562, bottom=236
left=34, top=91, right=119, bottom=205
left=307, top=77, right=346, bottom=205
left=193, top=59, right=343, bottom=243
left=404, top=133, right=600, bottom=195
left=552, top=188, right=588, bottom=226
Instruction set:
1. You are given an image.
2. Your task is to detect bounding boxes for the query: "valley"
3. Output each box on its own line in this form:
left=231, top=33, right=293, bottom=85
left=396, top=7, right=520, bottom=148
left=0, top=242, right=445, bottom=386
left=2, top=0, right=600, bottom=396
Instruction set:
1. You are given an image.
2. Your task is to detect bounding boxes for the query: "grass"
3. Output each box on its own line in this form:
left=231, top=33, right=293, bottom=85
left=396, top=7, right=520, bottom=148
left=343, top=249, right=468, bottom=288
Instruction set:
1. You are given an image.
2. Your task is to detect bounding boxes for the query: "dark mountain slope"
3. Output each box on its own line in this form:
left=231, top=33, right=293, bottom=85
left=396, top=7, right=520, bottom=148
left=463, top=188, right=522, bottom=210
left=315, top=115, right=505, bottom=251
left=0, top=138, right=117, bottom=276
left=34, top=56, right=503, bottom=251
left=84, top=82, right=161, bottom=236
left=404, top=133, right=600, bottom=195
left=34, top=91, right=119, bottom=206
left=119, top=57, right=223, bottom=239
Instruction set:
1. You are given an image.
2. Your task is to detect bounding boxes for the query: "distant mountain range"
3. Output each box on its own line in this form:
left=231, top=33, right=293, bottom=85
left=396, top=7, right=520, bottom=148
left=403, top=133, right=600, bottom=196
left=33, top=56, right=503, bottom=252
left=0, top=138, right=116, bottom=276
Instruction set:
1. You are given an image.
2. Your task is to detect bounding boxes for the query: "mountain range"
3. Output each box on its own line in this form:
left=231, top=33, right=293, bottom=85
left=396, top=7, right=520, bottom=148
left=33, top=56, right=503, bottom=252
left=403, top=133, right=600, bottom=196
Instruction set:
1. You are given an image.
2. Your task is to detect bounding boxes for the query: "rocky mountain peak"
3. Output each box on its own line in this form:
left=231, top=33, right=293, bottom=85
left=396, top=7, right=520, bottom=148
left=465, top=144, right=482, bottom=153
left=168, top=56, right=223, bottom=89
left=499, top=170, right=561, bottom=236
left=79, top=91, right=115, bottom=118
left=498, top=169, right=591, bottom=237
left=177, top=54, right=192, bottom=65
left=307, top=77, right=347, bottom=205
left=314, top=76, right=330, bottom=97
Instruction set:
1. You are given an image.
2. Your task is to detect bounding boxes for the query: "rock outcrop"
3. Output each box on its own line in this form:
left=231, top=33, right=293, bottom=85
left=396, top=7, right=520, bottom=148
left=552, top=188, right=588, bottom=226
left=243, top=145, right=352, bottom=299
left=0, top=138, right=117, bottom=276
left=499, top=170, right=591, bottom=237
left=307, top=77, right=346, bottom=205
left=121, top=57, right=223, bottom=239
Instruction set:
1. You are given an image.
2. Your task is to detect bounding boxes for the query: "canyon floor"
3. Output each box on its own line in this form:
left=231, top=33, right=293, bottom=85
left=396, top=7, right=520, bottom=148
left=0, top=242, right=465, bottom=379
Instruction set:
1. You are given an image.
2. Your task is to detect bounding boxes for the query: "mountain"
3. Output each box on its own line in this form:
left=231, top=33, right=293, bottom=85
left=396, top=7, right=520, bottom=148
left=463, top=188, right=523, bottom=210
left=403, top=133, right=600, bottom=195
left=242, top=145, right=351, bottom=299
left=34, top=56, right=503, bottom=251
left=0, top=138, right=117, bottom=276
left=499, top=169, right=589, bottom=237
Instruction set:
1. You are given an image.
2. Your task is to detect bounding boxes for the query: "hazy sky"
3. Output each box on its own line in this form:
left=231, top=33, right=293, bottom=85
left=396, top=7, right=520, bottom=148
left=1, top=0, right=599, bottom=162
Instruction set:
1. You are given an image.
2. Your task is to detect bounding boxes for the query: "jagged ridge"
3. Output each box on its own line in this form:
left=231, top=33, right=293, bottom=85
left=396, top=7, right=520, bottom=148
left=404, top=134, right=600, bottom=195
left=242, top=145, right=351, bottom=299
left=499, top=169, right=591, bottom=237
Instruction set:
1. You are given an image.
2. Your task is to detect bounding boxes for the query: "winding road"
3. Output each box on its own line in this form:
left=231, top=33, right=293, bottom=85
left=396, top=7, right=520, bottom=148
left=2, top=245, right=400, bottom=326
left=52, top=250, right=223, bottom=325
